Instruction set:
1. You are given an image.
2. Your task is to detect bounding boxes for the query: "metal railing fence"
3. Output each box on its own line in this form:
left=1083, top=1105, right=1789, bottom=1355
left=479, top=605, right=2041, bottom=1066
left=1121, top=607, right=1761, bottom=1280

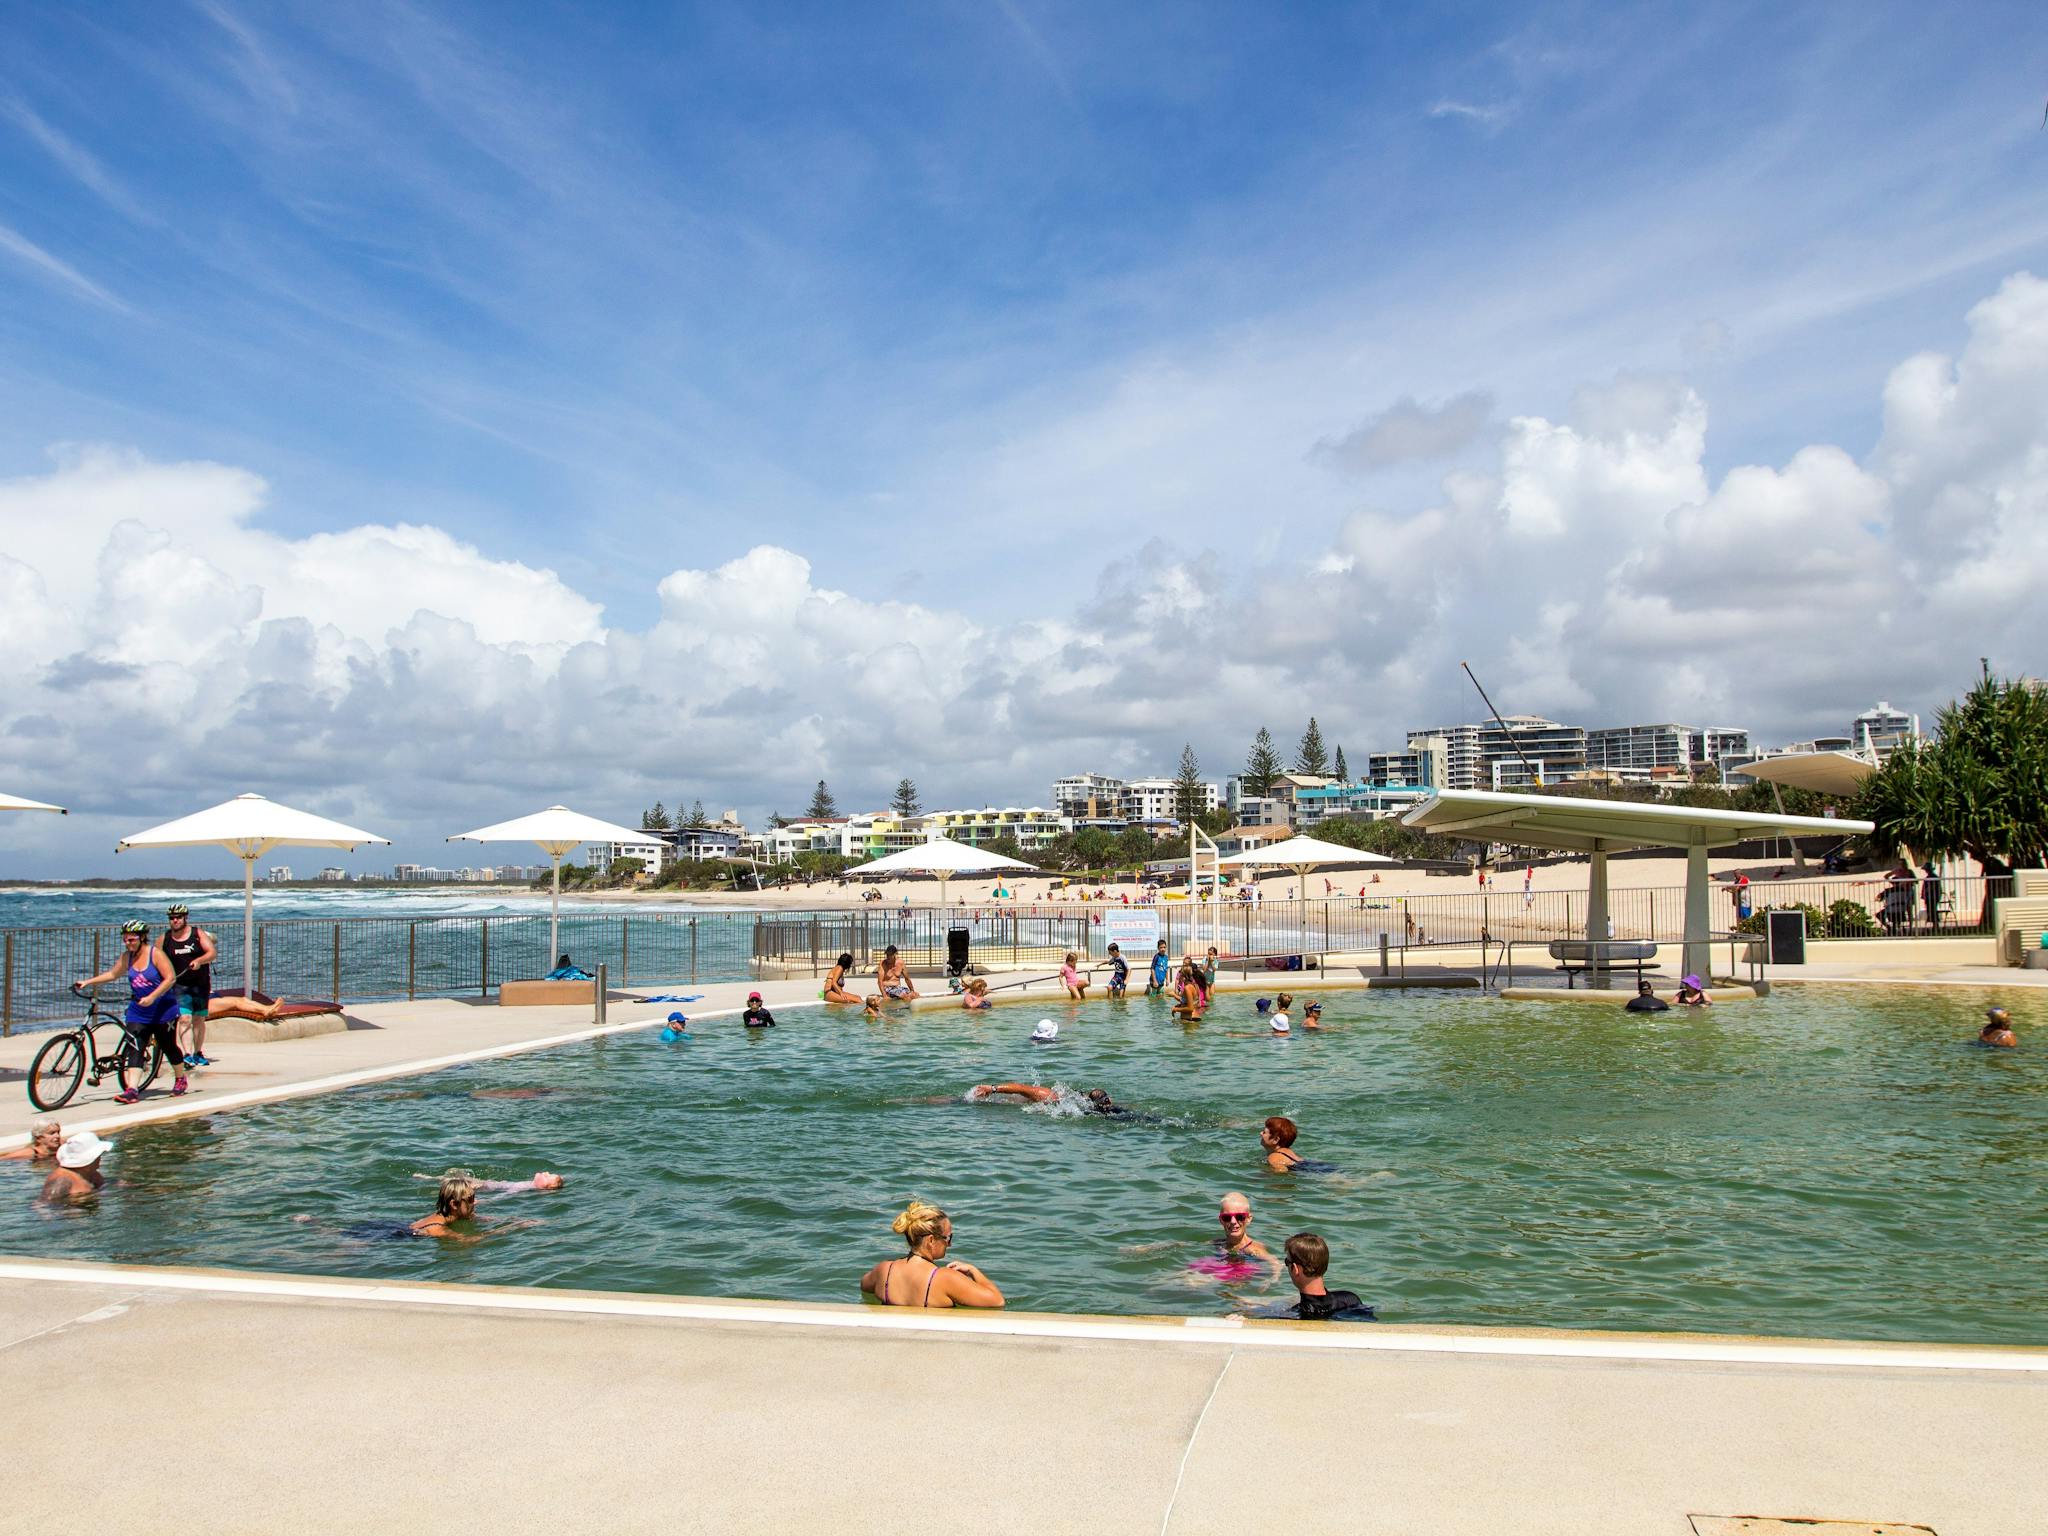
left=0, top=911, right=757, bottom=1032
left=0, top=875, right=2008, bottom=1031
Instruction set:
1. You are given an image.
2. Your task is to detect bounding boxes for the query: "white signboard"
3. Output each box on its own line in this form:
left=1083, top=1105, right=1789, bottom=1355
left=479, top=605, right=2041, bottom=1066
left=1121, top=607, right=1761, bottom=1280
left=1102, top=908, right=1160, bottom=950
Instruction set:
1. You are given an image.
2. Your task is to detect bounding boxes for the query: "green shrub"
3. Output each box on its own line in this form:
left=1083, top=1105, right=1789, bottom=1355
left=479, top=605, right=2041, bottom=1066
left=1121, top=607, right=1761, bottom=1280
left=1824, top=898, right=1879, bottom=937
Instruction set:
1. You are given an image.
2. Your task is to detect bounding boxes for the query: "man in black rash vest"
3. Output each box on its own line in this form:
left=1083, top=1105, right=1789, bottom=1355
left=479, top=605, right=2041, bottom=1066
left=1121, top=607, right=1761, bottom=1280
left=162, top=903, right=218, bottom=1066
left=1624, top=979, right=1669, bottom=1014
left=1259, top=1232, right=1375, bottom=1321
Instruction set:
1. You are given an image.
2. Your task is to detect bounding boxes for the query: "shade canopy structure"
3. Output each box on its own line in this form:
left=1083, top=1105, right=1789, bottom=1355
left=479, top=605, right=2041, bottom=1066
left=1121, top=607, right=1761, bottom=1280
left=1736, top=750, right=1877, bottom=799
left=842, top=836, right=1037, bottom=907
left=0, top=791, right=66, bottom=813
left=1218, top=834, right=1396, bottom=901
left=118, top=793, right=390, bottom=995
left=1401, top=789, right=1874, bottom=978
left=449, top=805, right=657, bottom=965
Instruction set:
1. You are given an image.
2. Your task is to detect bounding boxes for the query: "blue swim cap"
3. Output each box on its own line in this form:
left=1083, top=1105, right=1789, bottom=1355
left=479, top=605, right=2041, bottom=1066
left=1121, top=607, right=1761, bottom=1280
left=1255, top=997, right=1271, bottom=1013
left=667, top=1012, right=687, bottom=1024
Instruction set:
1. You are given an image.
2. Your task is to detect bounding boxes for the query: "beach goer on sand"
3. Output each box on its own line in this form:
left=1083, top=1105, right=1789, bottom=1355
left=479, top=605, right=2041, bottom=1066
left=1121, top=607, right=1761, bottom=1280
left=1625, top=979, right=1670, bottom=1013
left=1979, top=1007, right=2018, bottom=1048
left=823, top=953, right=862, bottom=1004
left=76, top=921, right=189, bottom=1103
left=860, top=1200, right=1004, bottom=1309
left=877, top=946, right=919, bottom=1001
left=162, top=903, right=217, bottom=1066
left=1147, top=940, right=1171, bottom=995
left=969, top=1083, right=1129, bottom=1116
left=1104, top=944, right=1129, bottom=998
left=546, top=954, right=594, bottom=981
left=961, top=978, right=991, bottom=1011
left=1675, top=975, right=1712, bottom=1007
left=1213, top=1191, right=1280, bottom=1275
left=742, top=992, right=776, bottom=1027
left=3, top=1120, right=63, bottom=1162
left=1059, top=952, right=1089, bottom=1000
left=1262, top=1116, right=1304, bottom=1172
left=1262, top=1232, right=1375, bottom=1321
left=40, top=1132, right=112, bottom=1203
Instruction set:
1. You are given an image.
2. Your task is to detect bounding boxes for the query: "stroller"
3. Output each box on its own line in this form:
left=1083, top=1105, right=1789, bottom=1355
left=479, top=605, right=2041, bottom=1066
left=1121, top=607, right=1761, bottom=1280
left=945, top=926, right=972, bottom=993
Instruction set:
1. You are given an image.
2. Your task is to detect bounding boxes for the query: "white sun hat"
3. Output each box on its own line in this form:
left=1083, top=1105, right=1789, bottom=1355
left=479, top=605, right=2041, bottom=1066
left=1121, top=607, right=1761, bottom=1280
left=1270, top=1016, right=1291, bottom=1034
left=57, top=1131, right=113, bottom=1168
left=1030, top=1020, right=1059, bottom=1042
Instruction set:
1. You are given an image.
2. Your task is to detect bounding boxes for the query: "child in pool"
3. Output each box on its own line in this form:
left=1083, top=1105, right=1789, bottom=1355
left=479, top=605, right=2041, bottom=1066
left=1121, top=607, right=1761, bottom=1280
left=961, top=978, right=992, bottom=1011
left=1146, top=941, right=1171, bottom=995
left=1104, top=944, right=1129, bottom=998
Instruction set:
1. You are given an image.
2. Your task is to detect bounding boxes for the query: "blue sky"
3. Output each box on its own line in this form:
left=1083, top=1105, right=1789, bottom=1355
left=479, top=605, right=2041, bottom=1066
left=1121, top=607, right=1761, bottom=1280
left=3, top=2, right=2047, bottom=872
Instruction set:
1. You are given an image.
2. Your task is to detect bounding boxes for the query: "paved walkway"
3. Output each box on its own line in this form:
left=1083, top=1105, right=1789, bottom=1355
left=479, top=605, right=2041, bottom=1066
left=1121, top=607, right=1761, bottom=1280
left=2, top=1261, right=2040, bottom=1534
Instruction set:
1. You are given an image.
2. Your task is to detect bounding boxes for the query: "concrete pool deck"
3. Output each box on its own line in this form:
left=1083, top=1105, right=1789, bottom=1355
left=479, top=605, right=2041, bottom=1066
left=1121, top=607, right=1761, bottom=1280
left=2, top=1258, right=2042, bottom=1534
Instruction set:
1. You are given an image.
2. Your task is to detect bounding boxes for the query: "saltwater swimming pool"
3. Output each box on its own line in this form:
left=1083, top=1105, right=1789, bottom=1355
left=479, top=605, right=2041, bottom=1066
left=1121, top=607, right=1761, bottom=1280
left=5, top=985, right=2043, bottom=1343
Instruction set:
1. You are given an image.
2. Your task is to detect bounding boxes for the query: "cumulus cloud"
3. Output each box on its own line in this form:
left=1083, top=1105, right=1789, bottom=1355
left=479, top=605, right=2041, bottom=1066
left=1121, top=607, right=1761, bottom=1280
left=6, top=275, right=2048, bottom=871
left=1313, top=391, right=1495, bottom=473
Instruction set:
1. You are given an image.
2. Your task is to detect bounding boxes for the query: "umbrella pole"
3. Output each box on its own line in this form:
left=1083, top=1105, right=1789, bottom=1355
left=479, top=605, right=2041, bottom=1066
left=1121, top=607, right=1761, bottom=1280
left=243, top=854, right=256, bottom=996
left=550, top=853, right=562, bottom=967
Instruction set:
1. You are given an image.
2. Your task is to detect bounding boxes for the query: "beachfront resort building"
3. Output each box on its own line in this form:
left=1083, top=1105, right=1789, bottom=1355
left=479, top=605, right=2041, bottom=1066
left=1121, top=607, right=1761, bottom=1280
left=1052, top=773, right=1127, bottom=824
left=1293, top=780, right=1433, bottom=827
left=1122, top=777, right=1220, bottom=821
left=1852, top=701, right=1919, bottom=758
left=1404, top=717, right=1587, bottom=791
left=1584, top=723, right=1752, bottom=780
left=588, top=835, right=671, bottom=877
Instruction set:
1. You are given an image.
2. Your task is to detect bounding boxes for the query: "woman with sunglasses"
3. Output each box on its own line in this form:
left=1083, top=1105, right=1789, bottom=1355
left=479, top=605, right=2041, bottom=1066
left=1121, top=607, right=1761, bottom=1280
left=859, top=1200, right=1005, bottom=1308
left=1189, top=1190, right=1282, bottom=1282
left=76, top=920, right=189, bottom=1102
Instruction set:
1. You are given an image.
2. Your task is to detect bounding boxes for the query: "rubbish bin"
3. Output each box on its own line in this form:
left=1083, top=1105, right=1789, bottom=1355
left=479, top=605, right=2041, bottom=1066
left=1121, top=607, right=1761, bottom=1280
left=1765, top=909, right=1805, bottom=966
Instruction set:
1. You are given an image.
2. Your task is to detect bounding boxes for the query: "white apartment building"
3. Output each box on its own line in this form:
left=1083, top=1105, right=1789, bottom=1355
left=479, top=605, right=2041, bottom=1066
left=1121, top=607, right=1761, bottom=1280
left=318, top=867, right=348, bottom=881
left=263, top=865, right=294, bottom=883
left=1052, top=773, right=1126, bottom=822
left=1123, top=777, right=1219, bottom=822
left=922, top=806, right=1066, bottom=852
left=1852, top=702, right=1919, bottom=758
left=588, top=837, right=669, bottom=876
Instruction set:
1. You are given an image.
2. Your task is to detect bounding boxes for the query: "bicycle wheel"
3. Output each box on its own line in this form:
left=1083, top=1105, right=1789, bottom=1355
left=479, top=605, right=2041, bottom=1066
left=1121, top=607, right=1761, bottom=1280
left=29, top=1031, right=86, bottom=1112
left=118, top=1038, right=164, bottom=1095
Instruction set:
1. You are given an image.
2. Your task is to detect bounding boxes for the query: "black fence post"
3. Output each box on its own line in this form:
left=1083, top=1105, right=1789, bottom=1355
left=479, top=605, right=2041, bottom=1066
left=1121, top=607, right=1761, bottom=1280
left=480, top=919, right=490, bottom=997
left=332, top=922, right=341, bottom=1002
left=408, top=922, right=417, bottom=1000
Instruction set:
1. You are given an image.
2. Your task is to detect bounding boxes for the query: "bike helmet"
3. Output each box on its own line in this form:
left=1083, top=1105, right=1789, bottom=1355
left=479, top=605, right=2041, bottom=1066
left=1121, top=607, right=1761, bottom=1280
left=166, top=902, right=190, bottom=918
left=120, top=919, right=148, bottom=936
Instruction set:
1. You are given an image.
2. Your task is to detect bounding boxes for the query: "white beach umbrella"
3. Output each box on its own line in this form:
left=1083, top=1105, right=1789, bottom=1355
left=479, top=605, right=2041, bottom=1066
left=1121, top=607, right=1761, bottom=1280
left=1218, top=833, right=1395, bottom=901
left=0, top=791, right=67, bottom=812
left=842, top=836, right=1038, bottom=908
left=117, top=793, right=390, bottom=995
left=448, top=805, right=657, bottom=965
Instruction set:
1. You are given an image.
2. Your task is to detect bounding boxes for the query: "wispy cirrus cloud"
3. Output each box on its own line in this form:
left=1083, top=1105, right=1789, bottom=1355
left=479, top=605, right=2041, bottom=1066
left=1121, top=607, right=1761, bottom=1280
left=0, top=222, right=129, bottom=312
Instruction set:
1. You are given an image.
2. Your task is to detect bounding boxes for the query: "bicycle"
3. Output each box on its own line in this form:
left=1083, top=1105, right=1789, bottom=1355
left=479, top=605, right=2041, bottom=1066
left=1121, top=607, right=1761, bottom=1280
left=27, top=986, right=165, bottom=1112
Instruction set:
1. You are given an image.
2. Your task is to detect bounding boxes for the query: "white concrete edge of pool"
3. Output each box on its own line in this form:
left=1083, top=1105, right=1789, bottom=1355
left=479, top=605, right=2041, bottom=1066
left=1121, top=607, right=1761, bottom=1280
left=5, top=1255, right=2045, bottom=1374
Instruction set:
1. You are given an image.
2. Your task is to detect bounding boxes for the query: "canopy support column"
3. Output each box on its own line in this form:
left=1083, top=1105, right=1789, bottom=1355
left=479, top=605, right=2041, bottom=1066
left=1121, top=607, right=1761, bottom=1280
left=550, top=852, right=562, bottom=968
left=242, top=854, right=256, bottom=997
left=1586, top=845, right=1610, bottom=985
left=1683, top=844, right=1711, bottom=982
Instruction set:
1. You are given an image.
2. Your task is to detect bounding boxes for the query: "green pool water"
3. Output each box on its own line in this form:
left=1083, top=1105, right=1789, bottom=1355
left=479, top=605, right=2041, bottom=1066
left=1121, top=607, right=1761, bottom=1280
left=5, top=985, right=2044, bottom=1343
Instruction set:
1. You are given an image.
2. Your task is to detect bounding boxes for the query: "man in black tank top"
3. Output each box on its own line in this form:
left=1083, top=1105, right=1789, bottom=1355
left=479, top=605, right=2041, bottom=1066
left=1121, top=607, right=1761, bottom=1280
left=163, top=904, right=218, bottom=1066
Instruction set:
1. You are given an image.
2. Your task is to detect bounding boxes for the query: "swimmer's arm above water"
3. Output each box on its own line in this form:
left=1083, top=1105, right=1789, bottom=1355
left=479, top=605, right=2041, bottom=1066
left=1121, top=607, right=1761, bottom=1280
left=969, top=1083, right=1056, bottom=1104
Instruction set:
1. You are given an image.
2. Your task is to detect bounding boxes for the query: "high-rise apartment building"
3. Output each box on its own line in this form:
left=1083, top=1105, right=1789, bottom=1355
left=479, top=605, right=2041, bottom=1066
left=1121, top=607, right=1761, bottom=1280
left=1410, top=717, right=1585, bottom=789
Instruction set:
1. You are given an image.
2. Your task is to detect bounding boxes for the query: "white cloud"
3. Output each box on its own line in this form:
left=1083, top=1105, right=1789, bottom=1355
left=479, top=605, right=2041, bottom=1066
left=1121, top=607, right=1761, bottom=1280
left=1314, top=391, right=1494, bottom=473
left=6, top=274, right=2048, bottom=868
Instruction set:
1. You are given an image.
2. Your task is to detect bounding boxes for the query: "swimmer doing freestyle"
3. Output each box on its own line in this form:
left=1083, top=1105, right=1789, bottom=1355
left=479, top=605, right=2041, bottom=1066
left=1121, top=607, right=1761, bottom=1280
left=969, top=1083, right=1130, bottom=1116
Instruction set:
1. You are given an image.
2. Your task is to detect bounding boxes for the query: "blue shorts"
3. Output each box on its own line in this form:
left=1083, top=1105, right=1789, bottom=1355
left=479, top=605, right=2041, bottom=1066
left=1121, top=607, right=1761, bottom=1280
left=178, top=988, right=210, bottom=1017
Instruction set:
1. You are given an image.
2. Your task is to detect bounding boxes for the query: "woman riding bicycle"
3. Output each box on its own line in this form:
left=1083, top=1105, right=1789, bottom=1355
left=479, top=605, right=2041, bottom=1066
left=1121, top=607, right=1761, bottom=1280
left=76, top=919, right=190, bottom=1103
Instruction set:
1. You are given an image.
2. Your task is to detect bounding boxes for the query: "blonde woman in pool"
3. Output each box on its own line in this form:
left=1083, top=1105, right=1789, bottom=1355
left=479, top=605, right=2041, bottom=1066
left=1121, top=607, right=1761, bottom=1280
left=859, top=1200, right=1004, bottom=1309
left=2, top=1120, right=63, bottom=1162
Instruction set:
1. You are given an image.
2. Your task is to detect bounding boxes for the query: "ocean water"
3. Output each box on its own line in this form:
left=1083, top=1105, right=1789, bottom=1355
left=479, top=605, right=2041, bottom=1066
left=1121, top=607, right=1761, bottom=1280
left=0, top=886, right=713, bottom=929
left=5, top=984, right=2043, bottom=1342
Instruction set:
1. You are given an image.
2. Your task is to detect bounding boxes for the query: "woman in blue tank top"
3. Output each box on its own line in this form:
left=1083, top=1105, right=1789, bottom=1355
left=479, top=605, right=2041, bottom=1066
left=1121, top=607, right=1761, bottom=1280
left=76, top=920, right=190, bottom=1101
